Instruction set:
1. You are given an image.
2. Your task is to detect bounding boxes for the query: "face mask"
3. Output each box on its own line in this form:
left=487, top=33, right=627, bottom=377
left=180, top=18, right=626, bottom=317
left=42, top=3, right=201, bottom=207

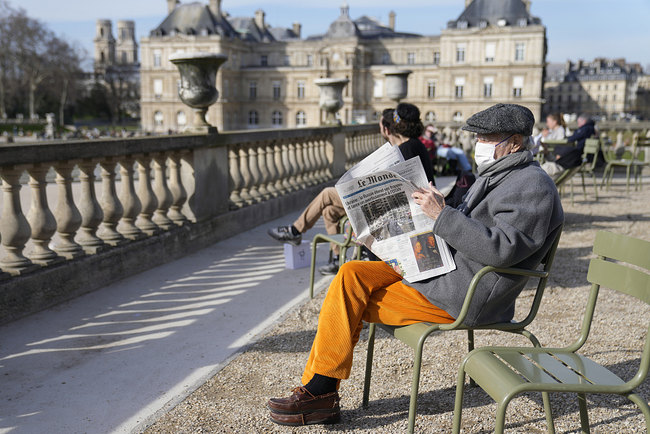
left=474, top=135, right=513, bottom=167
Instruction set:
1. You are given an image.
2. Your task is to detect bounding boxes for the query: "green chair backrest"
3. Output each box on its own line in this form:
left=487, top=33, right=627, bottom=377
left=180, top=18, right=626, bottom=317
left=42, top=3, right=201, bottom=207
left=582, top=138, right=600, bottom=171
left=585, top=231, right=650, bottom=388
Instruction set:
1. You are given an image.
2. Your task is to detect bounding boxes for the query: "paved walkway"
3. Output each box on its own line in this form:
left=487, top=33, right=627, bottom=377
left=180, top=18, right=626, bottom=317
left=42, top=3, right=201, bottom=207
left=0, top=210, right=335, bottom=434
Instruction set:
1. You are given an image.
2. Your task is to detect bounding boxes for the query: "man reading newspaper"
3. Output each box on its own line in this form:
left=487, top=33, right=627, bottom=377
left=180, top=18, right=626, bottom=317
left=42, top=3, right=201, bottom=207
left=267, top=104, right=564, bottom=427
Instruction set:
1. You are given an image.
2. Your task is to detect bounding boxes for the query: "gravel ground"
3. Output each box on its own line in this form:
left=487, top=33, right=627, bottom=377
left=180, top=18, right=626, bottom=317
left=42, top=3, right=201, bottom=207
left=144, top=174, right=650, bottom=434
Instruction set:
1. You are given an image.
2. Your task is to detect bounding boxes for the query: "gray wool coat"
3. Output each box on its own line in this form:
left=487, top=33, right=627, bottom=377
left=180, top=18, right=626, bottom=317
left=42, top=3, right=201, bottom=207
left=406, top=159, right=564, bottom=326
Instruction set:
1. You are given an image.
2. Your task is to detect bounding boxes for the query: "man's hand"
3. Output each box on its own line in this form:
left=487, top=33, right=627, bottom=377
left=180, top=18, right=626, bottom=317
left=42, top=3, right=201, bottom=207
left=412, top=182, right=446, bottom=220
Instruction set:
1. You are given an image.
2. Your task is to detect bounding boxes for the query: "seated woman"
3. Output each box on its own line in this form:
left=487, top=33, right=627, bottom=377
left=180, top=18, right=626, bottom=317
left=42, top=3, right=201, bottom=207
left=533, top=112, right=566, bottom=155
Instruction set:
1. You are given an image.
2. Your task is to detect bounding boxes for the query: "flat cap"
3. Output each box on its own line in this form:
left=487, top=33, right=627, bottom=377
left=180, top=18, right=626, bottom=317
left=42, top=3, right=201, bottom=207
left=462, top=103, right=535, bottom=136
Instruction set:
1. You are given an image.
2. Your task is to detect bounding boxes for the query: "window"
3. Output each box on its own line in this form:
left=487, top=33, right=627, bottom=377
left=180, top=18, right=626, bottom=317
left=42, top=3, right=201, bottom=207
left=261, top=55, right=268, bottom=66
left=483, top=77, right=494, bottom=98
left=456, top=44, right=466, bottom=63
left=306, top=54, right=313, bottom=66
left=283, top=55, right=290, bottom=66
left=373, top=79, right=383, bottom=98
left=425, top=111, right=436, bottom=123
left=121, top=52, right=127, bottom=64
left=153, top=49, right=162, bottom=68
left=248, top=110, right=259, bottom=126
left=455, top=77, right=465, bottom=99
left=272, top=81, right=281, bottom=100
left=177, top=79, right=181, bottom=94
left=433, top=51, right=440, bottom=65
left=512, top=76, right=524, bottom=98
left=176, top=111, right=186, bottom=127
left=453, top=111, right=463, bottom=122
left=249, top=81, right=257, bottom=100
left=479, top=19, right=488, bottom=29
left=381, top=52, right=390, bottom=65
left=407, top=52, right=415, bottom=65
left=613, top=84, right=617, bottom=90
left=427, top=81, right=436, bottom=99
left=296, top=110, right=306, bottom=126
left=515, top=43, right=525, bottom=62
left=485, top=42, right=495, bottom=63
left=613, top=94, right=617, bottom=101
left=153, top=79, right=163, bottom=99
left=154, top=111, right=163, bottom=126
left=517, top=18, right=528, bottom=27
left=272, top=110, right=283, bottom=126
left=297, top=81, right=305, bottom=99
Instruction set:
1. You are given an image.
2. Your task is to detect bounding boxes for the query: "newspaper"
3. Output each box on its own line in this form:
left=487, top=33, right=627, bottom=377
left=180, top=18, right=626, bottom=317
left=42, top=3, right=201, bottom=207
left=335, top=147, right=456, bottom=283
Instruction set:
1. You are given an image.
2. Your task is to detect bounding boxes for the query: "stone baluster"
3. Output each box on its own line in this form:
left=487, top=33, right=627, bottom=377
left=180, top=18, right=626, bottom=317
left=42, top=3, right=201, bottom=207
left=247, top=144, right=263, bottom=203
left=152, top=154, right=174, bottom=230
left=255, top=143, right=271, bottom=200
left=53, top=162, right=84, bottom=259
left=273, top=142, right=287, bottom=195
left=98, top=159, right=125, bottom=245
left=135, top=155, right=160, bottom=235
left=344, top=136, right=353, bottom=169
left=294, top=142, right=306, bottom=188
left=287, top=142, right=300, bottom=191
left=26, top=165, right=60, bottom=265
left=168, top=152, right=188, bottom=224
left=118, top=158, right=144, bottom=239
left=77, top=160, right=106, bottom=254
left=238, top=145, right=254, bottom=206
left=265, top=143, right=279, bottom=198
left=280, top=142, right=293, bottom=193
left=304, top=140, right=317, bottom=186
left=321, top=138, right=332, bottom=180
left=228, top=147, right=244, bottom=209
left=313, top=137, right=325, bottom=183
left=0, top=166, right=36, bottom=274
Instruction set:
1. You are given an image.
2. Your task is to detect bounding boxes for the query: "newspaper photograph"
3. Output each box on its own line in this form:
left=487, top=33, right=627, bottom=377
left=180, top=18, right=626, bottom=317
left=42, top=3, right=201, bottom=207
left=335, top=155, right=456, bottom=283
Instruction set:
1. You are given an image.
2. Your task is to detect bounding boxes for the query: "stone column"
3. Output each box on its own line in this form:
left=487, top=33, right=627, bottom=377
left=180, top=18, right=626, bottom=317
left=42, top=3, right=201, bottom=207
left=26, top=165, right=60, bottom=265
left=118, top=157, right=144, bottom=240
left=98, top=159, right=126, bottom=245
left=152, top=153, right=174, bottom=230
left=135, top=155, right=160, bottom=235
left=168, top=152, right=188, bottom=225
left=53, top=163, right=84, bottom=259
left=76, top=160, right=106, bottom=254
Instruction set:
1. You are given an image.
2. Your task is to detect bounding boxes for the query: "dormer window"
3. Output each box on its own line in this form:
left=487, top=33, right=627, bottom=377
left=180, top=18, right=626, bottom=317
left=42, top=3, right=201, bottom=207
left=517, top=18, right=528, bottom=27
left=497, top=18, right=507, bottom=27
left=479, top=20, right=488, bottom=29
left=457, top=20, right=468, bottom=29
left=200, top=28, right=209, bottom=36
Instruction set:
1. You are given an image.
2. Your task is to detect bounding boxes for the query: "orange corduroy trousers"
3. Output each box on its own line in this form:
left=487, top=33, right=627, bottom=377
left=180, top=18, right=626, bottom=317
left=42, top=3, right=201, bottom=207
left=302, top=260, right=454, bottom=385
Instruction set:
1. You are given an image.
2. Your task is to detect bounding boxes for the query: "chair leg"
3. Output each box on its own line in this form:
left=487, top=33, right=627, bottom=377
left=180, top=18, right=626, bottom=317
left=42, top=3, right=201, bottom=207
left=494, top=397, right=514, bottom=434
left=407, top=340, right=426, bottom=434
left=542, top=392, right=556, bottom=434
left=309, top=239, right=320, bottom=299
left=577, top=393, right=590, bottom=433
left=626, top=165, right=631, bottom=194
left=627, top=392, right=650, bottom=432
left=452, top=368, right=467, bottom=434
left=362, top=323, right=376, bottom=408
left=580, top=172, right=587, bottom=199
left=600, top=165, right=609, bottom=189
left=467, top=330, right=476, bottom=387
left=591, top=172, right=598, bottom=200
left=570, top=178, right=575, bottom=205
left=340, top=246, right=347, bottom=265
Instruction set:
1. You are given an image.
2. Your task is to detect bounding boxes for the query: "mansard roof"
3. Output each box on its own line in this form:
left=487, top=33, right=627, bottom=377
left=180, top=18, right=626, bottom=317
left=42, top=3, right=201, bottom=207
left=229, top=17, right=275, bottom=42
left=448, top=0, right=541, bottom=29
left=308, top=7, right=420, bottom=40
left=150, top=2, right=237, bottom=37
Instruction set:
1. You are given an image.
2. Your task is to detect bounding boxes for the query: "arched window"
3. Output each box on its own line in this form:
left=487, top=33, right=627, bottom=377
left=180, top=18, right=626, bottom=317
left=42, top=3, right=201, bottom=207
left=425, top=111, right=436, bottom=123
left=248, top=110, right=259, bottom=126
left=296, top=110, right=306, bottom=126
left=100, top=51, right=105, bottom=63
left=453, top=111, right=463, bottom=122
left=272, top=110, right=283, bottom=127
left=176, top=111, right=186, bottom=127
left=154, top=111, right=164, bottom=126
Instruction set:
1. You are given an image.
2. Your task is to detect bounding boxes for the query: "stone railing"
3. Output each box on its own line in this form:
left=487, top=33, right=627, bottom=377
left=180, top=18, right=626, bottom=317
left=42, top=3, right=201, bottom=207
left=0, top=124, right=381, bottom=322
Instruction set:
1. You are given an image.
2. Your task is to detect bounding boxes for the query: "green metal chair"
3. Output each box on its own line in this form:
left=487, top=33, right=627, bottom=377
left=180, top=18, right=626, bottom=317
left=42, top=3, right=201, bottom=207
left=362, top=226, right=563, bottom=434
left=453, top=230, right=650, bottom=434
left=601, top=133, right=640, bottom=193
left=308, top=216, right=362, bottom=299
left=553, top=140, right=600, bottom=205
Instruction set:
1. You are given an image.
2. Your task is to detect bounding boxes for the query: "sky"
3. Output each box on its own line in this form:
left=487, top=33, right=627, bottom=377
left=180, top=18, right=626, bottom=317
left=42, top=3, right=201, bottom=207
left=11, top=0, right=650, bottom=71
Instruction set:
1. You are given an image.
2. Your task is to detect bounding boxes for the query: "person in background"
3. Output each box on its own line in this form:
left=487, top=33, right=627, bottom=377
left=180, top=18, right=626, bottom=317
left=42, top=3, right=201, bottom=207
left=541, top=114, right=596, bottom=180
left=436, top=132, right=473, bottom=173
left=267, top=103, right=435, bottom=275
left=419, top=124, right=437, bottom=164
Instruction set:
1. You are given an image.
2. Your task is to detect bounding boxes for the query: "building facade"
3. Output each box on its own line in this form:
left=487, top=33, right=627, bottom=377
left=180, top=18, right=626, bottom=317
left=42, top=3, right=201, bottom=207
left=139, top=0, right=546, bottom=133
left=543, top=58, right=648, bottom=121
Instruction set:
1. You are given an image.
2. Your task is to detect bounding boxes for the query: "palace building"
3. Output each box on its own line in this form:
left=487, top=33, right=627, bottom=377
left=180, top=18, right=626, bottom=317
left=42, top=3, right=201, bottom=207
left=134, top=0, right=547, bottom=132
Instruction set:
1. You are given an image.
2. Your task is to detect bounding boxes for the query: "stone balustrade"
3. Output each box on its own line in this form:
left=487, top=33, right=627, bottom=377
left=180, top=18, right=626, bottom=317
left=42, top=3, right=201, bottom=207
left=0, top=124, right=381, bottom=321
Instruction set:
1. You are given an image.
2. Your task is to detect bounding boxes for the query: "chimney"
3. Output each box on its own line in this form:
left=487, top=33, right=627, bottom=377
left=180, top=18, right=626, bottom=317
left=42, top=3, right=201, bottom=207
left=388, top=11, right=396, bottom=31
left=209, top=0, right=221, bottom=17
left=292, top=22, right=302, bottom=38
left=255, top=9, right=265, bottom=30
left=167, top=0, right=178, bottom=14
left=522, top=0, right=531, bottom=12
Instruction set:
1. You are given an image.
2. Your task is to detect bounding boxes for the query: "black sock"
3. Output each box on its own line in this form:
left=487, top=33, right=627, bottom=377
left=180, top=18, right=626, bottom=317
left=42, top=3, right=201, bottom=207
left=304, top=373, right=338, bottom=396
left=290, top=225, right=300, bottom=236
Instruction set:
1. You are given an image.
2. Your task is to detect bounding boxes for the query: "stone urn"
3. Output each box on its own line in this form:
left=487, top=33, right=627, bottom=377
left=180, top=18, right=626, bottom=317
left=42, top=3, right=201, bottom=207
left=383, top=69, right=412, bottom=103
left=315, top=78, right=349, bottom=125
left=169, top=52, right=228, bottom=133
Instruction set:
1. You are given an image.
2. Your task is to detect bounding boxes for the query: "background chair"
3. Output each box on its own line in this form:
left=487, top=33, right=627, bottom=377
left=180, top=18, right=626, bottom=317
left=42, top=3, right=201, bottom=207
left=601, top=132, right=640, bottom=193
left=453, top=230, right=650, bottom=434
left=362, top=227, right=563, bottom=434
left=308, top=216, right=362, bottom=299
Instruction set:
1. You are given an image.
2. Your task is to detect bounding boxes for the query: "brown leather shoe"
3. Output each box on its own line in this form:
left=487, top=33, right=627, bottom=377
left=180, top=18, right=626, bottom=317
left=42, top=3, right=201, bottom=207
left=267, top=386, right=340, bottom=414
left=269, top=409, right=340, bottom=426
